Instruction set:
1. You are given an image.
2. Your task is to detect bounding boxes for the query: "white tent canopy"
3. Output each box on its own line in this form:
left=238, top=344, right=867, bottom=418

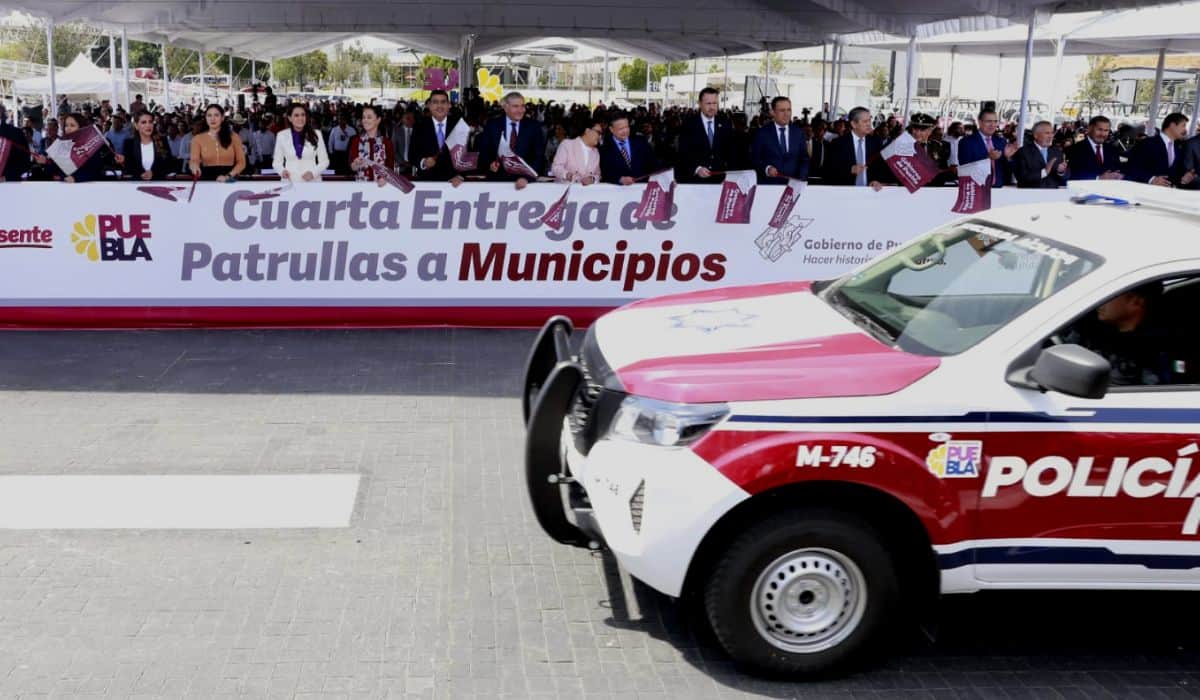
left=12, top=52, right=113, bottom=95
left=847, top=4, right=1200, bottom=56
left=0, top=0, right=1195, bottom=60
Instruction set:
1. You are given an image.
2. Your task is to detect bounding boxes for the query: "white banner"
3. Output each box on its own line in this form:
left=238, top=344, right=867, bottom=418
left=0, top=182, right=1066, bottom=325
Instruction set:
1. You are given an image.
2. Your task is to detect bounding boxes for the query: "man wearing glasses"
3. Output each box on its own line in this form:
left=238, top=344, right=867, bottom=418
left=549, top=119, right=604, bottom=184
left=957, top=108, right=1019, bottom=187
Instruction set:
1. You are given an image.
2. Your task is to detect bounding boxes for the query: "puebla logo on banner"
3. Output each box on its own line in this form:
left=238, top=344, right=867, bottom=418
left=70, top=213, right=153, bottom=262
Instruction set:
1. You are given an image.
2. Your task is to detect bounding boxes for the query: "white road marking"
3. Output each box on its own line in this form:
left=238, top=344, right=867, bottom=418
left=0, top=474, right=360, bottom=529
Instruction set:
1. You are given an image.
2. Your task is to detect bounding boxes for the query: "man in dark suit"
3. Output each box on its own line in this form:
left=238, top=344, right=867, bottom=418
left=1012, top=120, right=1069, bottom=188
left=822, top=106, right=887, bottom=189
left=957, top=108, right=1018, bottom=187
left=599, top=113, right=660, bottom=185
left=750, top=96, right=810, bottom=184
left=1181, top=132, right=1200, bottom=190
left=410, top=90, right=465, bottom=186
left=1066, top=116, right=1126, bottom=181
left=1126, top=112, right=1194, bottom=187
left=477, top=91, right=545, bottom=189
left=0, top=104, right=31, bottom=182
left=675, top=87, right=733, bottom=184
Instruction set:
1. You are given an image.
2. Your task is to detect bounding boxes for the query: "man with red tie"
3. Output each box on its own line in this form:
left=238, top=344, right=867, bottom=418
left=1126, top=112, right=1195, bottom=187
left=1066, top=116, right=1125, bottom=181
left=477, top=91, right=546, bottom=189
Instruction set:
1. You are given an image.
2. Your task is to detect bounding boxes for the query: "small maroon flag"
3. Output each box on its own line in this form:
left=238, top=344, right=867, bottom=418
left=187, top=173, right=198, bottom=202
left=952, top=159, right=993, bottom=214
left=236, top=182, right=294, bottom=201
left=540, top=186, right=571, bottom=230
left=499, top=154, right=538, bottom=179
left=881, top=131, right=940, bottom=193
left=715, top=170, right=758, bottom=224
left=46, top=125, right=107, bottom=175
left=768, top=179, right=806, bottom=228
left=633, top=169, right=675, bottom=223
left=447, top=120, right=479, bottom=171
left=369, top=161, right=415, bottom=193
left=136, top=185, right=190, bottom=202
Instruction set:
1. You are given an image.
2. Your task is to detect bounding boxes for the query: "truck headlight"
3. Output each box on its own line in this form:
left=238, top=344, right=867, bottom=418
left=608, top=396, right=730, bottom=447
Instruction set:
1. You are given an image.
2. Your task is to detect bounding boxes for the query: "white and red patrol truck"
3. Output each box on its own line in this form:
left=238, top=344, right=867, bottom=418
left=523, top=181, right=1200, bottom=676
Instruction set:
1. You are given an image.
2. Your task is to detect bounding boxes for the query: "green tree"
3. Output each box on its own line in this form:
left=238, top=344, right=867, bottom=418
left=274, top=50, right=328, bottom=89
left=368, top=54, right=397, bottom=92
left=650, top=60, right=690, bottom=83
left=866, top=64, right=891, bottom=97
left=0, top=20, right=100, bottom=67
left=419, top=54, right=457, bottom=86
left=1076, top=55, right=1115, bottom=103
left=618, top=57, right=650, bottom=91
left=327, top=54, right=356, bottom=88
left=758, top=52, right=784, bottom=76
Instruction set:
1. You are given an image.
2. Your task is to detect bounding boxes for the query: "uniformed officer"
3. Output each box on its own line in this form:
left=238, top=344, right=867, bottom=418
left=1064, top=282, right=1190, bottom=386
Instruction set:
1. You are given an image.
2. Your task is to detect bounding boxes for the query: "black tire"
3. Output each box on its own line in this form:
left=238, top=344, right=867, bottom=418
left=703, top=508, right=900, bottom=678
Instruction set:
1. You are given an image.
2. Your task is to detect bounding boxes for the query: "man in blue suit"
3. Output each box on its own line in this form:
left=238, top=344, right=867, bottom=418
left=477, top=91, right=546, bottom=189
left=1126, top=112, right=1194, bottom=187
left=957, top=108, right=1018, bottom=187
left=750, top=97, right=810, bottom=184
left=599, top=113, right=660, bottom=185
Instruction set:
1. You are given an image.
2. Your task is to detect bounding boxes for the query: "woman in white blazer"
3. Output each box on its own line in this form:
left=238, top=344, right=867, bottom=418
left=273, top=103, right=329, bottom=181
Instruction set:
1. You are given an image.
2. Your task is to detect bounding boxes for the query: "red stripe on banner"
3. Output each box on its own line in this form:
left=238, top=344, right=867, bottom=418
left=0, top=244, right=54, bottom=249
left=0, top=305, right=615, bottom=330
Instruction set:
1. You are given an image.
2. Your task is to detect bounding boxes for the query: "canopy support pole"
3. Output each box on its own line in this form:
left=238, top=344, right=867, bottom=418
left=251, top=60, right=256, bottom=85
left=888, top=51, right=896, bottom=106
left=161, top=43, right=171, bottom=110
left=121, top=27, right=130, bottom=110
left=603, top=49, right=609, bottom=103
left=830, top=41, right=842, bottom=120
left=1048, top=37, right=1066, bottom=125
left=228, top=54, right=234, bottom=105
left=1191, top=74, right=1200, bottom=137
left=46, top=20, right=56, bottom=115
left=268, top=57, right=274, bottom=87
left=199, top=51, right=206, bottom=104
left=763, top=49, right=771, bottom=105
left=1016, top=14, right=1037, bottom=146
left=645, top=60, right=650, bottom=108
left=665, top=61, right=671, bottom=108
left=691, top=55, right=697, bottom=97
left=1146, top=48, right=1166, bottom=136
left=109, top=35, right=119, bottom=109
left=946, top=47, right=956, bottom=99
left=723, top=51, right=729, bottom=104
left=820, top=44, right=827, bottom=111
left=459, top=34, right=476, bottom=93
left=902, top=36, right=916, bottom=124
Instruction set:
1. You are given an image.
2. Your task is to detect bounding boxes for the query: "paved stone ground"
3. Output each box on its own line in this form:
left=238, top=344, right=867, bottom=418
left=1, top=328, right=1199, bottom=699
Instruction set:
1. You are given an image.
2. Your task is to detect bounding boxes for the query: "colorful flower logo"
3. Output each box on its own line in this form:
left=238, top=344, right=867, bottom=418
left=477, top=68, right=503, bottom=102
left=71, top=214, right=99, bottom=262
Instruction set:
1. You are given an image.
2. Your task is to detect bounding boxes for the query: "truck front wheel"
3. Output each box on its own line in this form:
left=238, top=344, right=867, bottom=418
left=703, top=508, right=900, bottom=677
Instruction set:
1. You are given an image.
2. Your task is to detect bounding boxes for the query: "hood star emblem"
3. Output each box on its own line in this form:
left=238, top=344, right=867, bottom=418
left=668, top=308, right=759, bottom=334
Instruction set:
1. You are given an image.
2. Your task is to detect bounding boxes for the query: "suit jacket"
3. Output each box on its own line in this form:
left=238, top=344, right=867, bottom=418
left=750, top=122, right=810, bottom=184
left=1065, top=138, right=1125, bottom=181
left=272, top=129, right=329, bottom=180
left=822, top=132, right=886, bottom=186
left=0, top=123, right=31, bottom=181
left=1181, top=135, right=1200, bottom=189
left=599, top=134, right=659, bottom=183
left=121, top=137, right=177, bottom=180
left=675, top=114, right=733, bottom=184
left=1125, top=134, right=1185, bottom=185
left=1012, top=142, right=1068, bottom=189
left=410, top=116, right=463, bottom=181
left=477, top=116, right=546, bottom=180
left=956, top=131, right=1013, bottom=187
left=549, top=137, right=601, bottom=183
left=390, top=123, right=414, bottom=168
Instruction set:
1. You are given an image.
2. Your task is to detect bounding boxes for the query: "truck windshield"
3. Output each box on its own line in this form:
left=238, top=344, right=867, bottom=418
left=821, top=221, right=1101, bottom=356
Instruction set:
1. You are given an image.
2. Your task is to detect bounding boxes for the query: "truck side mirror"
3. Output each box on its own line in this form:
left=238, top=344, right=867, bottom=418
left=1029, top=344, right=1110, bottom=399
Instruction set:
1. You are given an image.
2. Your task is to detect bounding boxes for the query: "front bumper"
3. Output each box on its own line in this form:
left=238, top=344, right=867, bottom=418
left=523, top=317, right=749, bottom=597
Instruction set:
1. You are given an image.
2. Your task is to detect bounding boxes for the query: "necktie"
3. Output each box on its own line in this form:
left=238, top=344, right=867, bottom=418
left=508, top=122, right=518, bottom=151
left=706, top=120, right=714, bottom=147
left=1096, top=143, right=1103, bottom=166
left=778, top=126, right=787, bottom=153
left=436, top=122, right=445, bottom=150
left=618, top=139, right=631, bottom=167
left=855, top=137, right=866, bottom=187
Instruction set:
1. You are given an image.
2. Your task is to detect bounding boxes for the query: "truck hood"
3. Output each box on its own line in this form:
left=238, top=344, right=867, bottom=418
left=593, top=282, right=940, bottom=404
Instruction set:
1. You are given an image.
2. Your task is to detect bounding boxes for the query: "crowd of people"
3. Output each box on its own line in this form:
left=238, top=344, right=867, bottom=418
left=1, top=84, right=1197, bottom=189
